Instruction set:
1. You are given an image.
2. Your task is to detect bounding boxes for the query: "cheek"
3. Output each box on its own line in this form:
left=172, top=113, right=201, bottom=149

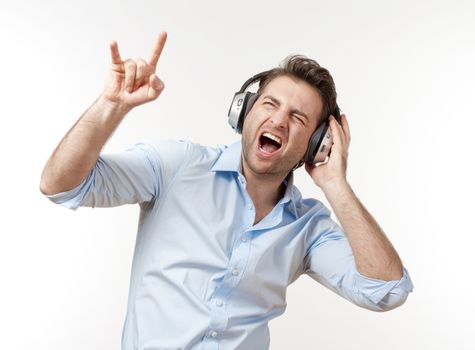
left=241, top=119, right=257, bottom=149
left=241, top=118, right=252, bottom=138
left=290, top=128, right=312, bottom=150
left=242, top=112, right=260, bottom=135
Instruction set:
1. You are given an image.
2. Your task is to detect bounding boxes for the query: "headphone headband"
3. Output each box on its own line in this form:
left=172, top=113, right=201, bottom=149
left=238, top=70, right=272, bottom=93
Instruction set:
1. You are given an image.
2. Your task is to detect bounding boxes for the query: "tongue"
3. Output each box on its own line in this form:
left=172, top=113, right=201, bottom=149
left=261, top=140, right=279, bottom=153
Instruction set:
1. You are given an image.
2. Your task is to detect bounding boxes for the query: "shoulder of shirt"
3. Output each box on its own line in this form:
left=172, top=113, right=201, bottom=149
left=132, top=138, right=223, bottom=152
left=293, top=191, right=332, bottom=219
left=133, top=138, right=229, bottom=167
left=293, top=192, right=343, bottom=248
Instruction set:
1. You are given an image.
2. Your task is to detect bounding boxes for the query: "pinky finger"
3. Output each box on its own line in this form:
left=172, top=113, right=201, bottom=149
left=340, top=114, right=351, bottom=144
left=330, top=115, right=343, bottom=144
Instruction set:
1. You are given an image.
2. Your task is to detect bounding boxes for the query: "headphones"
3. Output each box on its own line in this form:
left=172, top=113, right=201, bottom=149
left=228, top=70, right=341, bottom=165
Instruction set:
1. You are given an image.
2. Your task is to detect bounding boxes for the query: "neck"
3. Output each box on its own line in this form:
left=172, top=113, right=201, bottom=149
left=241, top=161, right=288, bottom=209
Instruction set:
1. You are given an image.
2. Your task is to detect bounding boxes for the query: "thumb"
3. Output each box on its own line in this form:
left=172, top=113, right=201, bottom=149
left=148, top=74, right=164, bottom=100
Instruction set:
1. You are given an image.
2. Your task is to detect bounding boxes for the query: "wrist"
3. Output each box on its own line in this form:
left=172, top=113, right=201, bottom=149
left=94, top=95, right=132, bottom=124
left=97, top=95, right=133, bottom=116
left=320, top=178, right=352, bottom=197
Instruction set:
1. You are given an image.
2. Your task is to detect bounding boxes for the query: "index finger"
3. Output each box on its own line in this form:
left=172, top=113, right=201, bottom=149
left=340, top=114, right=351, bottom=143
left=148, top=31, right=168, bottom=69
left=109, top=40, right=123, bottom=65
left=329, top=115, right=344, bottom=147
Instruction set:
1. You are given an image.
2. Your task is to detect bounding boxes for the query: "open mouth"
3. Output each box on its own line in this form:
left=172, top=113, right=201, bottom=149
left=258, top=132, right=282, bottom=154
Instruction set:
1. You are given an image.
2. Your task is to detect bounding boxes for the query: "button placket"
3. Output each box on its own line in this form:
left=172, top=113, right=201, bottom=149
left=205, top=222, right=252, bottom=344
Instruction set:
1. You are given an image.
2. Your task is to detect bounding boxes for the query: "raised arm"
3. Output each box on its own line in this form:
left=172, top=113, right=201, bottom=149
left=306, top=114, right=404, bottom=281
left=40, top=32, right=167, bottom=195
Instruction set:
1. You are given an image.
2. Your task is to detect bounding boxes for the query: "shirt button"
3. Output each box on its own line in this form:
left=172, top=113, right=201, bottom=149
left=215, top=299, right=223, bottom=307
left=231, top=268, right=239, bottom=276
left=240, top=236, right=247, bottom=242
left=211, top=331, right=218, bottom=338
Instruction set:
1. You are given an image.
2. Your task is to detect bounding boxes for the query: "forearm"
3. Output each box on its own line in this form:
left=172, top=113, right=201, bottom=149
left=321, top=180, right=403, bottom=281
left=40, top=96, right=132, bottom=195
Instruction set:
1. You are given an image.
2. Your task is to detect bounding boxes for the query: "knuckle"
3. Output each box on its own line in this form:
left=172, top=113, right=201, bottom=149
left=135, top=58, right=147, bottom=67
left=135, top=60, right=149, bottom=78
left=136, top=65, right=145, bottom=76
left=124, top=59, right=137, bottom=68
left=125, top=75, right=134, bottom=85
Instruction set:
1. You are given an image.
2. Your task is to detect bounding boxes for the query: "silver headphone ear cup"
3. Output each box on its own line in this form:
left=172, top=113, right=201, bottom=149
left=228, top=92, right=247, bottom=132
left=304, top=124, right=327, bottom=163
left=237, top=93, right=258, bottom=133
left=228, top=92, right=258, bottom=134
left=244, top=93, right=258, bottom=116
left=306, top=107, right=340, bottom=163
left=228, top=70, right=271, bottom=134
left=313, top=126, right=334, bottom=163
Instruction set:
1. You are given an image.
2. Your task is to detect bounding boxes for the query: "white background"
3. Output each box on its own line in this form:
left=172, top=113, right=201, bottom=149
left=1, top=0, right=474, bottom=349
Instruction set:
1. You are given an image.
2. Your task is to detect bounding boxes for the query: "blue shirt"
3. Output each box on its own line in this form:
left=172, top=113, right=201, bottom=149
left=47, top=139, right=413, bottom=350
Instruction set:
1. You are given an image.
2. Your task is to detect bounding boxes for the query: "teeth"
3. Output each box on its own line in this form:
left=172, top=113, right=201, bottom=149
left=263, top=132, right=282, bottom=145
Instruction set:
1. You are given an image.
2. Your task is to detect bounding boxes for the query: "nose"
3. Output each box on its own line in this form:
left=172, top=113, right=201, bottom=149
left=269, top=109, right=288, bottom=129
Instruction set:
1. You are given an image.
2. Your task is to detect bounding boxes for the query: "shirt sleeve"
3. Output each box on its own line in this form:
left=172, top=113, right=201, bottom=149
left=303, top=212, right=414, bottom=312
left=46, top=139, right=193, bottom=210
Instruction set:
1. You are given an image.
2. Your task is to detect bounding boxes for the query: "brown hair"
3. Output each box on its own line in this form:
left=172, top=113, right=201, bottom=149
left=257, top=55, right=337, bottom=125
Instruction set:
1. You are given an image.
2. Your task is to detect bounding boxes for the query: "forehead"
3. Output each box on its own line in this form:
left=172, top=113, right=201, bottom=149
left=260, top=75, right=323, bottom=121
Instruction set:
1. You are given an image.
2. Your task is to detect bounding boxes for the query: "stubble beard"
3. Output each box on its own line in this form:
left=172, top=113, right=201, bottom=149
left=241, top=136, right=301, bottom=178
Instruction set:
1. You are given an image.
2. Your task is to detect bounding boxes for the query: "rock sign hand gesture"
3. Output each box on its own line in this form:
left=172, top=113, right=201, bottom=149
left=102, top=31, right=167, bottom=109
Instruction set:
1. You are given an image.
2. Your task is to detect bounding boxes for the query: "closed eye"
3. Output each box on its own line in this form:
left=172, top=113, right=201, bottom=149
left=293, top=114, right=306, bottom=125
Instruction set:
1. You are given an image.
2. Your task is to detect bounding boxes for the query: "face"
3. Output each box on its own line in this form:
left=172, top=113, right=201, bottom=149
left=241, top=75, right=324, bottom=178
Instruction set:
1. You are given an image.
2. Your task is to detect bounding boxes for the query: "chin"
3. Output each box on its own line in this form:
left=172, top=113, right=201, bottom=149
left=250, top=156, right=294, bottom=177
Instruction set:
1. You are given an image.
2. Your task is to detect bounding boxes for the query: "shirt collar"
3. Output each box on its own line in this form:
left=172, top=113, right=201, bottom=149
left=281, top=172, right=298, bottom=218
left=211, top=140, right=243, bottom=173
left=211, top=140, right=299, bottom=218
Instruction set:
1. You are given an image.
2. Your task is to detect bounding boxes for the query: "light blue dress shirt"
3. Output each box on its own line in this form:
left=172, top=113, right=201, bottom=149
left=47, top=139, right=413, bottom=350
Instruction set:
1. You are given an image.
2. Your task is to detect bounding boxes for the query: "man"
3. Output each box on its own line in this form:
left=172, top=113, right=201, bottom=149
left=40, top=32, right=413, bottom=350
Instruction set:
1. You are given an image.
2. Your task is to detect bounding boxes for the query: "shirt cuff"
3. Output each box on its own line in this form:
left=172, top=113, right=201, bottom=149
left=354, top=267, right=414, bottom=305
left=46, top=173, right=92, bottom=210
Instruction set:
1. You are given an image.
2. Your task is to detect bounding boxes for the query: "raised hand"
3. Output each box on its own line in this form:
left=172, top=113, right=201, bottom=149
left=305, top=114, right=351, bottom=189
left=101, top=31, right=167, bottom=109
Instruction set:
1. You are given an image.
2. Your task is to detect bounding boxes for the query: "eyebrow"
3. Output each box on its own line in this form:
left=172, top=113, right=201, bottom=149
left=262, top=95, right=309, bottom=120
